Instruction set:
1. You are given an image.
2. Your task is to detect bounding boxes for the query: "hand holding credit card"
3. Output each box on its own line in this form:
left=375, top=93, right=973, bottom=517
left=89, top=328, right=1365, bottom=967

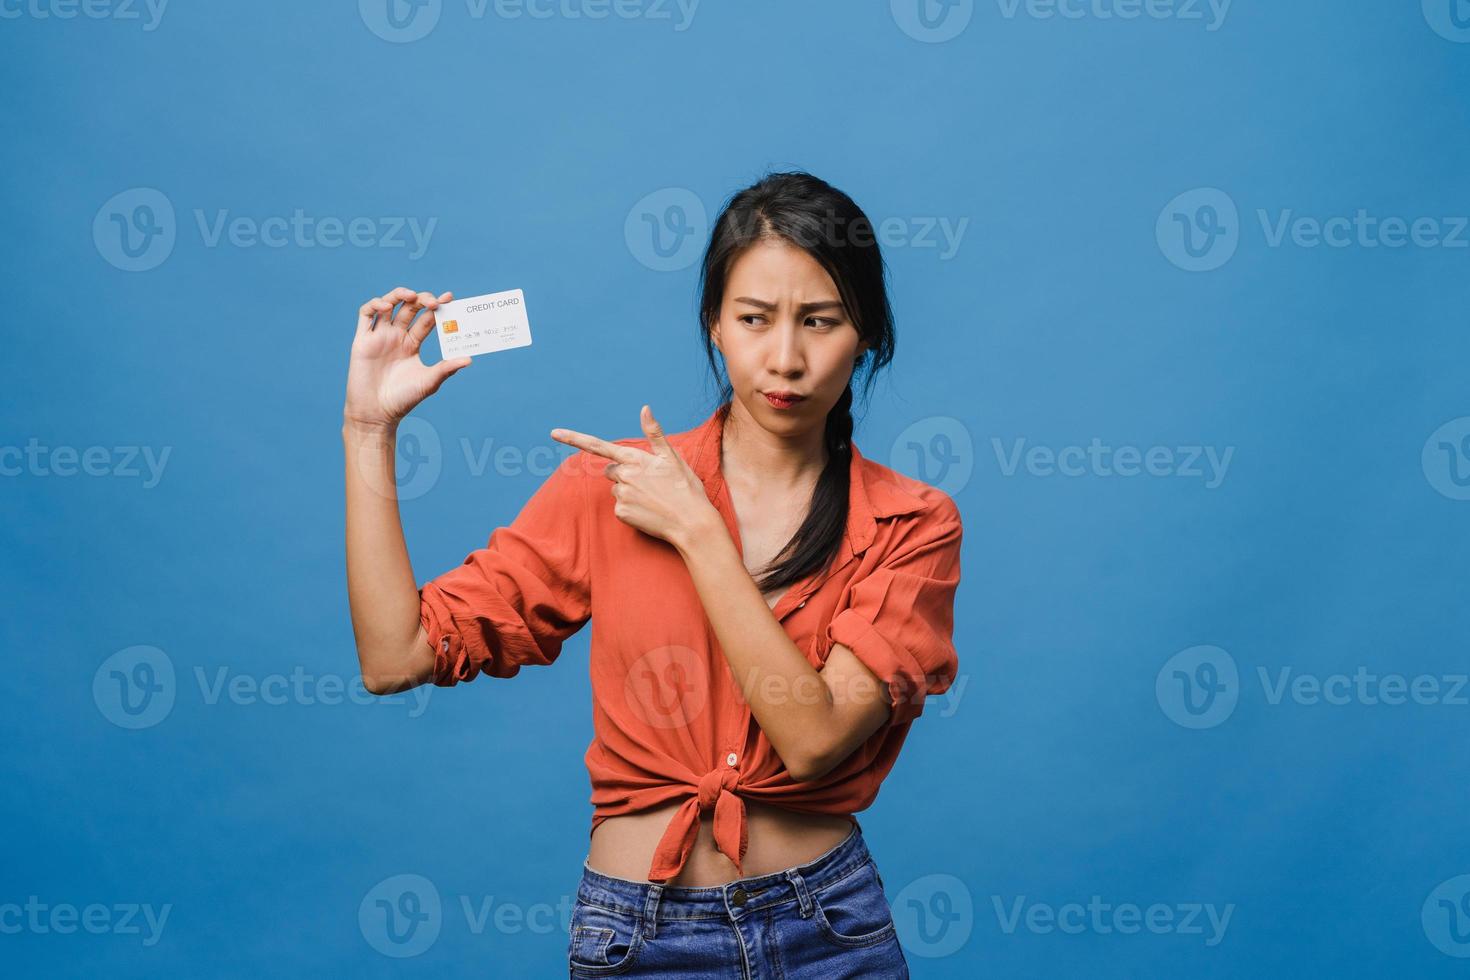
left=434, top=288, right=533, bottom=359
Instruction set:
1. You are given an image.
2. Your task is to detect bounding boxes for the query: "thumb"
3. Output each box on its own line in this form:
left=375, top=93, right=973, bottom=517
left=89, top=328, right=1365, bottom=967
left=430, top=357, right=472, bottom=388
left=423, top=357, right=467, bottom=393
left=641, top=404, right=677, bottom=460
left=640, top=402, right=670, bottom=449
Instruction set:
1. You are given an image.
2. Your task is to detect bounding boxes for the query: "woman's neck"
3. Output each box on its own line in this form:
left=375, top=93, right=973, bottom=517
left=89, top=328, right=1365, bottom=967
left=719, top=399, right=828, bottom=494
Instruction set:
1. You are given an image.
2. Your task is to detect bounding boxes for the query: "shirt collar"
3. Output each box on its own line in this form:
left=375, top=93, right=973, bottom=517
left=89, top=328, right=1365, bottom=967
left=683, top=402, right=928, bottom=558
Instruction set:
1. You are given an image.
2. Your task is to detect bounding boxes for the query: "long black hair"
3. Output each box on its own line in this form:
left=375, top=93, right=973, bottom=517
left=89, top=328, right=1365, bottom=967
left=696, top=171, right=897, bottom=595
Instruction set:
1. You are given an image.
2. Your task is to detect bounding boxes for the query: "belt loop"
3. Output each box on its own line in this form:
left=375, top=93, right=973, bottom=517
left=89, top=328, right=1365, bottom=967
left=786, top=869, right=813, bottom=918
left=642, top=883, right=663, bottom=939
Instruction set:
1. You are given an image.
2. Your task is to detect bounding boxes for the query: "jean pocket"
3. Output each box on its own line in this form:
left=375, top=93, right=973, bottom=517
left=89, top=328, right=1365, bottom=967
left=811, top=860, right=898, bottom=949
left=568, top=898, right=646, bottom=976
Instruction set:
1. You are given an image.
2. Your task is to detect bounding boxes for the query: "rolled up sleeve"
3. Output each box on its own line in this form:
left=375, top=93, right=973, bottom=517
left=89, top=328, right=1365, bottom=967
left=418, top=452, right=593, bottom=686
left=825, top=507, right=962, bottom=727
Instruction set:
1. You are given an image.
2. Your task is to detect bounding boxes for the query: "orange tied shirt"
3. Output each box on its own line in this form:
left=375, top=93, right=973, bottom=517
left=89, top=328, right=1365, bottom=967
left=418, top=405, right=963, bottom=884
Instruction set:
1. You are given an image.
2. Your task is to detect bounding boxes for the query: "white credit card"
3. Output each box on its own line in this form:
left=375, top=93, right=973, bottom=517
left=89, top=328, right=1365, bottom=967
left=434, top=288, right=533, bottom=358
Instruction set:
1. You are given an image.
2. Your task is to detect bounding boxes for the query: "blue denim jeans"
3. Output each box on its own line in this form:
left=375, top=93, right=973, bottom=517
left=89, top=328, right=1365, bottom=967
left=568, top=825, right=909, bottom=978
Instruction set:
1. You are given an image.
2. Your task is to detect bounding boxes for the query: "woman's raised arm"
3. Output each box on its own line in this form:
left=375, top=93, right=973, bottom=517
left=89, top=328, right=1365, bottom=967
left=341, top=286, right=471, bottom=694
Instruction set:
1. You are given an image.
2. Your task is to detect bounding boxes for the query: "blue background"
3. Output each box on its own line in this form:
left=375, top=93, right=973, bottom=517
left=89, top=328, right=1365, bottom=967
left=4, top=0, right=1470, bottom=975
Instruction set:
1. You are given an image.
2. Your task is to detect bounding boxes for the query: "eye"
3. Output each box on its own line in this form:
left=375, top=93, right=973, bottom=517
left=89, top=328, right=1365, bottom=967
left=739, top=314, right=767, bottom=326
left=805, top=317, right=838, bottom=329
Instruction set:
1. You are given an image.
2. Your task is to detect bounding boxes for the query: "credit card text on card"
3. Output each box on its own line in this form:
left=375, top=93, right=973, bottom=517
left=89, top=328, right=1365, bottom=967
left=435, top=289, right=533, bottom=358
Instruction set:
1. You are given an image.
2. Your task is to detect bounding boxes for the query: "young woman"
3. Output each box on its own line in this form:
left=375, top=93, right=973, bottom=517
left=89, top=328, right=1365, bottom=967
left=342, top=172, right=963, bottom=978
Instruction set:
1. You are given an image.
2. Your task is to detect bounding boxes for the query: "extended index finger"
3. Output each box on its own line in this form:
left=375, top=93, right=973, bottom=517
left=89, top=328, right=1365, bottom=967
left=550, top=428, right=646, bottom=466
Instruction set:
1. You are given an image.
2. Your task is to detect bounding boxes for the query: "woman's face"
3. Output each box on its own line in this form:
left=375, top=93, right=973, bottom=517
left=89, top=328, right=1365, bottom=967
left=710, top=237, right=869, bottom=440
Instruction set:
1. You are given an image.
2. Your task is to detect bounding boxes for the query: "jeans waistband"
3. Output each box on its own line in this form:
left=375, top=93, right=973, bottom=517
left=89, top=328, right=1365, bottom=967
left=576, top=824, right=869, bottom=930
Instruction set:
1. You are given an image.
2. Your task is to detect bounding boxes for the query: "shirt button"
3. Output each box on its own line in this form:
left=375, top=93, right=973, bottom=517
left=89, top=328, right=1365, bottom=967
left=441, top=637, right=449, bottom=653
left=731, top=887, right=748, bottom=907
left=797, top=600, right=806, bottom=608
left=726, top=752, right=738, bottom=767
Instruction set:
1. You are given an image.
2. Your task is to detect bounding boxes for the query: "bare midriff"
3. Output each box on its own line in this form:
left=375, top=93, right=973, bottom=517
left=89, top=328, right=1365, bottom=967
left=586, top=799, right=855, bottom=886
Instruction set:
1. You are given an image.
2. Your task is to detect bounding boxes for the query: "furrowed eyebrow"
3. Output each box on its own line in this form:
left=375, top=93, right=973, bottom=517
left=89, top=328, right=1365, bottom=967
left=732, top=297, right=846, bottom=314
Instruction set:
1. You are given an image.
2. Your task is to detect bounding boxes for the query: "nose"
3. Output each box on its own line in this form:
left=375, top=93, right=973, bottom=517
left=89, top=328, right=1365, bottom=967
left=769, top=320, right=805, bottom=376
